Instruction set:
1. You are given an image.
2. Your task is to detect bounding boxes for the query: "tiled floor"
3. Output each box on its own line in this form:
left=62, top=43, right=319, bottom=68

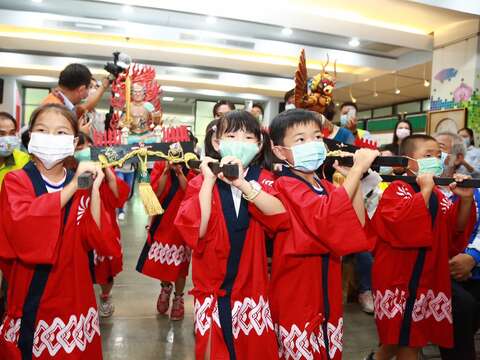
left=98, top=194, right=380, bottom=359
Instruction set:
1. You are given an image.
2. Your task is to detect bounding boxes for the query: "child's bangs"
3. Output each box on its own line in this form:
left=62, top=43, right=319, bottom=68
left=217, top=110, right=261, bottom=139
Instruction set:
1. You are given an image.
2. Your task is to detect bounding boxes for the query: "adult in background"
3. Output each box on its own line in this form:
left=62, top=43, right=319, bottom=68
left=83, top=78, right=107, bottom=133
left=250, top=103, right=264, bottom=122
left=434, top=131, right=479, bottom=360
left=42, top=63, right=110, bottom=134
left=0, top=112, right=30, bottom=186
left=436, top=131, right=469, bottom=178
left=458, top=127, right=480, bottom=177
left=339, top=101, right=371, bottom=141
left=384, top=119, right=413, bottom=155
left=283, top=88, right=295, bottom=110
left=323, top=102, right=355, bottom=144
left=213, top=99, right=235, bottom=119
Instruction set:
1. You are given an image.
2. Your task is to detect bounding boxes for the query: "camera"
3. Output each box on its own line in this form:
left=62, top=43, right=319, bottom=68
left=104, top=52, right=132, bottom=78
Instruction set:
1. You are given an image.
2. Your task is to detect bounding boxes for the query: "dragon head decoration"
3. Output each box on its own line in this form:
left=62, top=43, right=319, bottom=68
left=294, top=49, right=336, bottom=115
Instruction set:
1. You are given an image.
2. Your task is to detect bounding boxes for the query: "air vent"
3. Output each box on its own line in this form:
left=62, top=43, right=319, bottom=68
left=179, top=33, right=255, bottom=50
left=361, top=42, right=402, bottom=53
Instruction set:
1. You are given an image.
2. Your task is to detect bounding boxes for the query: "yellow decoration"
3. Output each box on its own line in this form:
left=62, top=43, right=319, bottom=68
left=125, top=75, right=131, bottom=127
left=96, top=146, right=199, bottom=216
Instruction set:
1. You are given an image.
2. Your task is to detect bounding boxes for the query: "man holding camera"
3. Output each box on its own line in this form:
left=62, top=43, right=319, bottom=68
left=42, top=63, right=110, bottom=134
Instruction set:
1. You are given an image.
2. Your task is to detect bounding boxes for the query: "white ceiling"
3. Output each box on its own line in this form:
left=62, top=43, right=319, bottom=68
left=0, top=0, right=478, bottom=110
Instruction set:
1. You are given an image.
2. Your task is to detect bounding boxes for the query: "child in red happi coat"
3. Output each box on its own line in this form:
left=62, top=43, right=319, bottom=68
left=136, top=160, right=195, bottom=320
left=74, top=133, right=130, bottom=318
left=370, top=134, right=475, bottom=360
left=269, top=109, right=378, bottom=360
left=175, top=110, right=288, bottom=359
left=0, top=104, right=120, bottom=359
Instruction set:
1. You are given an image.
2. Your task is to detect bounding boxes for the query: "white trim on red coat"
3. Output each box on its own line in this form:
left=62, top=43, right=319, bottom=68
left=373, top=289, right=452, bottom=323
left=276, top=317, right=343, bottom=360
left=194, top=295, right=274, bottom=338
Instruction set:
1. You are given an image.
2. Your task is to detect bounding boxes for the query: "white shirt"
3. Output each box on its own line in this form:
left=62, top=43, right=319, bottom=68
left=230, top=169, right=249, bottom=217
left=41, top=170, right=66, bottom=193
left=458, top=145, right=480, bottom=177
left=59, top=92, right=75, bottom=112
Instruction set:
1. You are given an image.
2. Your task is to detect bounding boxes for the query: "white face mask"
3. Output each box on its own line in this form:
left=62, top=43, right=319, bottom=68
left=28, top=132, right=75, bottom=169
left=396, top=128, right=410, bottom=140
left=285, top=103, right=296, bottom=111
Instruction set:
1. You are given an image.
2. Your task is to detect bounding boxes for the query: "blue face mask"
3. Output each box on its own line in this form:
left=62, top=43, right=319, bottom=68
left=340, top=114, right=348, bottom=127
left=379, top=166, right=393, bottom=175
left=417, top=157, right=444, bottom=176
left=74, top=147, right=91, bottom=162
left=219, top=140, right=259, bottom=167
left=289, top=141, right=327, bottom=172
left=0, top=136, right=20, bottom=157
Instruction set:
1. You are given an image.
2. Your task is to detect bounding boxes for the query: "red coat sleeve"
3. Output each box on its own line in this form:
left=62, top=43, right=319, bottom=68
left=275, top=177, right=372, bottom=256
left=0, top=171, right=63, bottom=265
left=248, top=171, right=290, bottom=235
left=150, top=161, right=166, bottom=194
left=101, top=176, right=130, bottom=210
left=174, top=174, right=219, bottom=253
left=79, top=191, right=121, bottom=257
left=373, top=181, right=433, bottom=249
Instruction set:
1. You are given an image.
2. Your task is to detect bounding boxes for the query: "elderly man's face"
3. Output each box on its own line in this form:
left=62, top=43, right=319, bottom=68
left=435, top=134, right=453, bottom=154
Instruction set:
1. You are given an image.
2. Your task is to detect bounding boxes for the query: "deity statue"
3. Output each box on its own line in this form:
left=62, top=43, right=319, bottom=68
left=110, top=63, right=163, bottom=136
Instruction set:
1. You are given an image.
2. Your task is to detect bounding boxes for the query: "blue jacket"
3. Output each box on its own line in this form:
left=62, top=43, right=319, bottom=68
left=465, top=188, right=480, bottom=280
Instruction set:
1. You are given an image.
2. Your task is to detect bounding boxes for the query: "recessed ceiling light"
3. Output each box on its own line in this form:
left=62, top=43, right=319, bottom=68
left=424, top=79, right=430, bottom=87
left=122, top=5, right=133, bottom=14
left=206, top=16, right=217, bottom=25
left=282, top=27, right=293, bottom=36
left=373, top=92, right=379, bottom=97
left=163, top=96, right=175, bottom=102
left=395, top=88, right=401, bottom=95
left=348, top=38, right=360, bottom=47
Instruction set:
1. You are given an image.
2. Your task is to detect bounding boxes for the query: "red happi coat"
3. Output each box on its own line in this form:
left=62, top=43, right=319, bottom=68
left=371, top=181, right=475, bottom=348
left=136, top=161, right=194, bottom=281
left=270, top=172, right=373, bottom=360
left=0, top=163, right=121, bottom=359
left=174, top=167, right=289, bottom=360
left=93, top=176, right=130, bottom=285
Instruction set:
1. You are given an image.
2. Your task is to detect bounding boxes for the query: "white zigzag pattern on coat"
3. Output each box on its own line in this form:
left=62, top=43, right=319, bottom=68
left=194, top=295, right=274, bottom=338
left=276, top=318, right=343, bottom=360
left=373, top=289, right=452, bottom=323
left=147, top=242, right=191, bottom=266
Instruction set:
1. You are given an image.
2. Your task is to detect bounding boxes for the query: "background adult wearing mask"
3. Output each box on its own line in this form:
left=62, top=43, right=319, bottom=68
left=0, top=112, right=30, bottom=186
left=42, top=63, right=110, bottom=134
left=384, top=119, right=413, bottom=155
left=458, top=128, right=480, bottom=177
left=322, top=102, right=355, bottom=144
left=340, top=102, right=372, bottom=141
left=433, top=131, right=479, bottom=360
left=283, top=89, right=295, bottom=110
left=436, top=131, right=469, bottom=178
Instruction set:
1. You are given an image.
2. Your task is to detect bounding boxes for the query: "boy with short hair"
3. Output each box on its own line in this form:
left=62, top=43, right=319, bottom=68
left=269, top=109, right=378, bottom=359
left=370, top=134, right=475, bottom=360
